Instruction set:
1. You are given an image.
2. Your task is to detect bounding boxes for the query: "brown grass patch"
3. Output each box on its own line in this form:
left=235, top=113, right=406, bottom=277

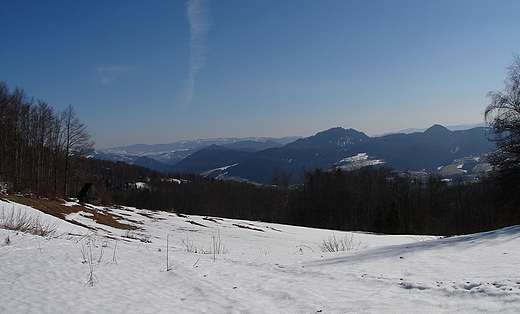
left=202, top=217, right=223, bottom=223
left=233, top=223, right=264, bottom=232
left=186, top=220, right=208, bottom=228
left=2, top=194, right=137, bottom=230
left=66, top=219, right=96, bottom=231
left=138, top=211, right=166, bottom=220
left=2, top=195, right=80, bottom=218
left=85, top=210, right=137, bottom=230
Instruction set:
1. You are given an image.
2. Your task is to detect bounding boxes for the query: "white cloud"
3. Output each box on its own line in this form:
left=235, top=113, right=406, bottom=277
left=98, top=65, right=133, bottom=85
left=185, top=0, right=212, bottom=104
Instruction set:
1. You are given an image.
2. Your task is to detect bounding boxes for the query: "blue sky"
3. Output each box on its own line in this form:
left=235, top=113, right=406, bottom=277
left=2, top=0, right=520, bottom=149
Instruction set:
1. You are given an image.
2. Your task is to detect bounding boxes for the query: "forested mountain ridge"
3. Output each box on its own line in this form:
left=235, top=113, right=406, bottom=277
left=114, top=124, right=493, bottom=184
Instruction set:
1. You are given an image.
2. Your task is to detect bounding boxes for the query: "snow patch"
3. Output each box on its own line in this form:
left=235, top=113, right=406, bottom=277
left=336, top=153, right=385, bottom=170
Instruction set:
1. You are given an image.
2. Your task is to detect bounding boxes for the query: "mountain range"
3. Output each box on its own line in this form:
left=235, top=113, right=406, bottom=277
left=95, top=124, right=495, bottom=184
left=94, top=136, right=299, bottom=172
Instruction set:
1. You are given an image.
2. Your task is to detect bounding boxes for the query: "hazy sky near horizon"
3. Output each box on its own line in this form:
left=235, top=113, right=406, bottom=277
left=2, top=0, right=520, bottom=149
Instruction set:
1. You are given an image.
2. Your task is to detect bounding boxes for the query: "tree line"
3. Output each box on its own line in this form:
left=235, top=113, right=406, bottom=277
left=0, top=82, right=94, bottom=197
left=93, top=161, right=514, bottom=236
left=288, top=167, right=512, bottom=235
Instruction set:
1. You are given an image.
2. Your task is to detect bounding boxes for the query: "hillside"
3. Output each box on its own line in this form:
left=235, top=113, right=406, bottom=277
left=1, top=197, right=520, bottom=313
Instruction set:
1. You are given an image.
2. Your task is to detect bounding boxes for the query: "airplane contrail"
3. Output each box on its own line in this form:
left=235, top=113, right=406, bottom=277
left=186, top=0, right=212, bottom=105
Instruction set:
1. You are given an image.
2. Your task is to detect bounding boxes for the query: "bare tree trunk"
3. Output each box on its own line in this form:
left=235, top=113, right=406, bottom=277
left=60, top=105, right=94, bottom=196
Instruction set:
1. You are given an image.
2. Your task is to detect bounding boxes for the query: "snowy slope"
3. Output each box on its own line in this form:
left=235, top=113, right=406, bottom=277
left=1, top=198, right=520, bottom=313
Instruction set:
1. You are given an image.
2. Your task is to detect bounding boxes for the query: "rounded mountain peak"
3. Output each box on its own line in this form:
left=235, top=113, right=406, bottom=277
left=287, top=127, right=369, bottom=149
left=424, top=124, right=451, bottom=136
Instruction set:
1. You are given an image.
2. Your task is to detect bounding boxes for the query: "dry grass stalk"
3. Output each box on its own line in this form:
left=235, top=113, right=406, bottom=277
left=0, top=207, right=59, bottom=237
left=319, top=234, right=368, bottom=252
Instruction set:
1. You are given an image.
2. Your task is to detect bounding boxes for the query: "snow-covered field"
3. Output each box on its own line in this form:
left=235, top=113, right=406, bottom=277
left=1, top=198, right=520, bottom=313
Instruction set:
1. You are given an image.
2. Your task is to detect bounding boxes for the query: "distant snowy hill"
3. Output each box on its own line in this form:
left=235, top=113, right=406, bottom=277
left=2, top=197, right=520, bottom=313
left=96, top=136, right=299, bottom=168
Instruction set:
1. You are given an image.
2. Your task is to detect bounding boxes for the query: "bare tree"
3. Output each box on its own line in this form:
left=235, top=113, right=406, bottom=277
left=484, top=54, right=520, bottom=207
left=0, top=82, right=95, bottom=197
left=31, top=100, right=57, bottom=194
left=60, top=105, right=94, bottom=196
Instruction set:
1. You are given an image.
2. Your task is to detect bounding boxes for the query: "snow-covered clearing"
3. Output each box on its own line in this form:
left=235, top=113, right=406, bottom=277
left=1, top=198, right=520, bottom=313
